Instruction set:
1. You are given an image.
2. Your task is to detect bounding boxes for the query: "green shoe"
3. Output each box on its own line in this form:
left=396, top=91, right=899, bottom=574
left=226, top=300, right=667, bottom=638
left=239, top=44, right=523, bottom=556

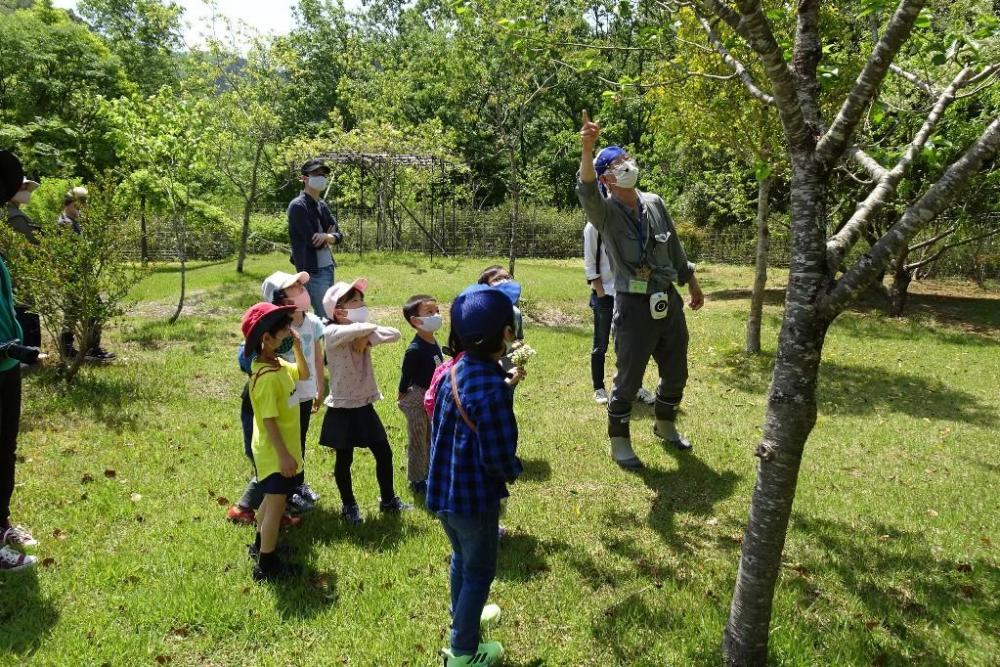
left=441, top=641, right=504, bottom=666
left=480, top=603, right=501, bottom=627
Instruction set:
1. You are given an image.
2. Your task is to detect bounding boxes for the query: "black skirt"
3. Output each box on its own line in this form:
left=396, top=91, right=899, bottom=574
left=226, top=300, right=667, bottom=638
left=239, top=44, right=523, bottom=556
left=319, top=403, right=388, bottom=451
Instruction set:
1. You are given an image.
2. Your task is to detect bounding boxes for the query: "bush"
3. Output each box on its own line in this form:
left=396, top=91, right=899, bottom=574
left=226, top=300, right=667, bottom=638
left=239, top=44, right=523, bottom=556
left=1, top=177, right=147, bottom=381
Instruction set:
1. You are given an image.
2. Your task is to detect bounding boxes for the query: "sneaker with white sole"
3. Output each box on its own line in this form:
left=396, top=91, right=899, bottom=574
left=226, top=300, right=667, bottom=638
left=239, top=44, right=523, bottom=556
left=287, top=493, right=315, bottom=514
left=635, top=387, right=655, bottom=405
left=593, top=388, right=609, bottom=404
left=441, top=641, right=504, bottom=666
left=0, top=545, right=36, bottom=572
left=2, top=525, right=37, bottom=550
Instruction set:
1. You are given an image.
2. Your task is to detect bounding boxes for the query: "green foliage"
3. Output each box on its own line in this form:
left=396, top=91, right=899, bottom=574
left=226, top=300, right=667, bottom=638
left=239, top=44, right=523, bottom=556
left=0, top=178, right=146, bottom=381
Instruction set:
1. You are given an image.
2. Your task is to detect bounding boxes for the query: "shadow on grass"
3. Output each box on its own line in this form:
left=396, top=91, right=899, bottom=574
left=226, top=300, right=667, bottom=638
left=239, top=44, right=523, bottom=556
left=711, top=350, right=997, bottom=426
left=24, top=367, right=159, bottom=431
left=496, top=532, right=569, bottom=582
left=782, top=514, right=1000, bottom=664
left=518, top=457, right=552, bottom=482
left=263, top=562, right=339, bottom=621
left=0, top=569, right=59, bottom=657
left=292, top=505, right=426, bottom=554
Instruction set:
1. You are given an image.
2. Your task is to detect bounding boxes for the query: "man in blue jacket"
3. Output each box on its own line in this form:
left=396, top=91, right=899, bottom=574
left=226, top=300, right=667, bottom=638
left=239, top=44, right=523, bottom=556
left=287, top=159, right=342, bottom=317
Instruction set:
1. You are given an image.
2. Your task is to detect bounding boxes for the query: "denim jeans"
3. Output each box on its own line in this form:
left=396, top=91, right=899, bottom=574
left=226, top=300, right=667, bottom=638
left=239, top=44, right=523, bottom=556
left=439, top=507, right=501, bottom=655
left=590, top=292, right=615, bottom=390
left=307, top=264, right=334, bottom=318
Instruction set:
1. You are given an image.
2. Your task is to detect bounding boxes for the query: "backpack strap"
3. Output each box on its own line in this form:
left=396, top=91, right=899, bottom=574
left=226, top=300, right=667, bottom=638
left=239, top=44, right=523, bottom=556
left=450, top=362, right=477, bottom=433
left=596, top=231, right=604, bottom=275
left=250, top=364, right=282, bottom=391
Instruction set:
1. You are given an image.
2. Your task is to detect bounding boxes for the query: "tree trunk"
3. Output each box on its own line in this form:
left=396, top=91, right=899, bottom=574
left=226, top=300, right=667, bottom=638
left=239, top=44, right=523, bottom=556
left=139, top=194, right=148, bottom=265
left=746, top=176, right=771, bottom=354
left=724, top=157, right=831, bottom=665
left=169, top=213, right=186, bottom=324
left=238, top=140, right=265, bottom=273
left=507, top=142, right=519, bottom=277
left=889, top=247, right=912, bottom=316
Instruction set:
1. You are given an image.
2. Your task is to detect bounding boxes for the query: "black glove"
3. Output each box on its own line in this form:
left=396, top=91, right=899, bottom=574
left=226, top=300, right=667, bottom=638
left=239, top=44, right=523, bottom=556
left=0, top=340, right=40, bottom=364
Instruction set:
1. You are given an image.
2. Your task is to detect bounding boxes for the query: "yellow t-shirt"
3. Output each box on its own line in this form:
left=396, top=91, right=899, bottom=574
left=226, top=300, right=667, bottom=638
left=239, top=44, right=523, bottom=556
left=249, top=358, right=304, bottom=480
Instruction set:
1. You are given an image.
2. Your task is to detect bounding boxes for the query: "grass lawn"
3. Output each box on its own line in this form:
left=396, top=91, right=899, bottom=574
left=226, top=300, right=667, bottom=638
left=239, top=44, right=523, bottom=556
left=2, top=252, right=998, bottom=666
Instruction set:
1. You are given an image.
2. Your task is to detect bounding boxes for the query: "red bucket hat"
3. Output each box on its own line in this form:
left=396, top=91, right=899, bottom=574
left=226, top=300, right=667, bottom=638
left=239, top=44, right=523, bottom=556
left=241, top=303, right=297, bottom=358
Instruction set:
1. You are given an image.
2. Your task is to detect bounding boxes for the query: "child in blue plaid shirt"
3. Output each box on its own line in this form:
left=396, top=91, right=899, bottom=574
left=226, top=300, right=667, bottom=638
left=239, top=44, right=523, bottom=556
left=428, top=285, right=525, bottom=667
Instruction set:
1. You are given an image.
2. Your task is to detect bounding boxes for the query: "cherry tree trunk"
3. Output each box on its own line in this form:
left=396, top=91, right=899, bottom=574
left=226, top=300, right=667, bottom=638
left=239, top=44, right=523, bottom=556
left=889, top=247, right=912, bottom=316
left=746, top=176, right=772, bottom=353
left=724, top=156, right=831, bottom=665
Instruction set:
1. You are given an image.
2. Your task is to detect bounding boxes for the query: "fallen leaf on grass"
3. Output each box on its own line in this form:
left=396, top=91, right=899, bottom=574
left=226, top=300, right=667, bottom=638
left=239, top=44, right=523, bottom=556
left=878, top=534, right=892, bottom=541
left=864, top=620, right=880, bottom=630
left=216, top=497, right=229, bottom=506
left=926, top=509, right=939, bottom=517
left=81, top=473, right=94, bottom=484
left=155, top=656, right=171, bottom=665
left=53, top=528, right=67, bottom=541
left=960, top=585, right=976, bottom=599
left=130, top=493, right=142, bottom=502
left=104, top=468, right=116, bottom=479
left=956, top=563, right=972, bottom=573
left=706, top=517, right=719, bottom=526
left=41, top=557, right=55, bottom=568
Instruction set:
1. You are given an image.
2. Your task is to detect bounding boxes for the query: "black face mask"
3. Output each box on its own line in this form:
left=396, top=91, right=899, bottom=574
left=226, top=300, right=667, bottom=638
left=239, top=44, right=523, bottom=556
left=276, top=335, right=294, bottom=355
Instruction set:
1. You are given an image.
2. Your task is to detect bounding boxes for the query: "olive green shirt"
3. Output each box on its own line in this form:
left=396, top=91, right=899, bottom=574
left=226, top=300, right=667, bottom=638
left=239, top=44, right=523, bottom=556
left=576, top=178, right=694, bottom=294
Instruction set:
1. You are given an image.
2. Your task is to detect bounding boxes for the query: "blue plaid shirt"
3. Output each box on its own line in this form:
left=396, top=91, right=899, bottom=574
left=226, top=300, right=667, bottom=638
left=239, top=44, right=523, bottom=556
left=427, top=354, right=521, bottom=515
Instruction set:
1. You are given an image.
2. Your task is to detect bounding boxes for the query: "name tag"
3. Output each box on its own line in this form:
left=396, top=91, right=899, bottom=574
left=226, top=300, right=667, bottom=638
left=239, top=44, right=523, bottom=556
left=628, top=279, right=648, bottom=293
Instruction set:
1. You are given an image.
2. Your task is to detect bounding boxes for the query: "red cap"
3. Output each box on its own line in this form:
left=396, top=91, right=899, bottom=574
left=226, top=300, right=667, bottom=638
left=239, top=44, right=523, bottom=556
left=241, top=303, right=296, bottom=358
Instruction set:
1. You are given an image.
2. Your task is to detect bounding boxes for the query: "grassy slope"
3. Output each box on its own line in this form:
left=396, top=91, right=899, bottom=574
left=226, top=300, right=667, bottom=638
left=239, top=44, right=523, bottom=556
left=2, top=252, right=997, bottom=666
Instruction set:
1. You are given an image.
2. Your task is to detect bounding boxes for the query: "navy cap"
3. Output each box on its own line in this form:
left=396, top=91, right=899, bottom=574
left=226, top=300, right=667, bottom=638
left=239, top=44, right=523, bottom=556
left=451, top=286, right=515, bottom=345
left=300, top=159, right=331, bottom=176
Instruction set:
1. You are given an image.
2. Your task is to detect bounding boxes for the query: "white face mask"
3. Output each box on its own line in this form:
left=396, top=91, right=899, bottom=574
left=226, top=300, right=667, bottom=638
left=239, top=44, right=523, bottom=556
left=610, top=159, right=639, bottom=189
left=345, top=306, right=369, bottom=323
left=415, top=314, right=443, bottom=333
left=11, top=190, right=31, bottom=205
left=307, top=175, right=328, bottom=192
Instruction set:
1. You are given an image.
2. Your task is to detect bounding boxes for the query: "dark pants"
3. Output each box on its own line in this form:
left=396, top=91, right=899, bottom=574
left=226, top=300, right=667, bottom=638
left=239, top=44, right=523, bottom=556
left=0, top=365, right=22, bottom=527
left=334, top=441, right=395, bottom=507
left=590, top=292, right=614, bottom=390
left=608, top=288, right=689, bottom=438
left=14, top=306, right=40, bottom=348
left=440, top=507, right=501, bottom=655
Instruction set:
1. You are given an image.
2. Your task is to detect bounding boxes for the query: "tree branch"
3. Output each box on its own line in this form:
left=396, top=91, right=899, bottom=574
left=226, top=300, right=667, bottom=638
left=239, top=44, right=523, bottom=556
left=696, top=14, right=775, bottom=107
left=793, top=0, right=823, bottom=127
left=692, top=0, right=752, bottom=41
left=825, top=66, right=977, bottom=271
left=820, top=115, right=1000, bottom=317
left=904, top=227, right=1000, bottom=270
left=846, top=145, right=889, bottom=181
left=816, top=0, right=927, bottom=167
left=725, top=0, right=811, bottom=149
left=908, top=222, right=957, bottom=252
left=889, top=63, right=937, bottom=95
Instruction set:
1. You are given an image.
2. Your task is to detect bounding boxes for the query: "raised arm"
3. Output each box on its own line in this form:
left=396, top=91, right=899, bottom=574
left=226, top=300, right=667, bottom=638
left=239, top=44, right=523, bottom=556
left=324, top=322, right=378, bottom=349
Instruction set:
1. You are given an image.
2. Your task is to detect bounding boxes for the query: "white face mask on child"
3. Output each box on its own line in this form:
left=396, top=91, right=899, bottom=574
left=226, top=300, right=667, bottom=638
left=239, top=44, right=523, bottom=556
left=346, top=306, right=369, bottom=323
left=415, top=315, right=443, bottom=333
left=292, top=290, right=311, bottom=312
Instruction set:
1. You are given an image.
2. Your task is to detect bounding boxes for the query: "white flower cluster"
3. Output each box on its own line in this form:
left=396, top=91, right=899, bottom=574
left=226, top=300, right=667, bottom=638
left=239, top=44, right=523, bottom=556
left=508, top=341, right=536, bottom=368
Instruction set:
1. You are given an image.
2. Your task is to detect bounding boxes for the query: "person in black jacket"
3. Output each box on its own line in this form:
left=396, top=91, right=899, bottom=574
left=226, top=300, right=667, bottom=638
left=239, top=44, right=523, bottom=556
left=287, top=159, right=342, bottom=317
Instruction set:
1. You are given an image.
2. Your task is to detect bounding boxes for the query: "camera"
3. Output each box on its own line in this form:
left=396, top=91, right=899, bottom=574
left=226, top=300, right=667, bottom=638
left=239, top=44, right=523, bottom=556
left=649, top=291, right=670, bottom=320
left=0, top=340, right=40, bottom=365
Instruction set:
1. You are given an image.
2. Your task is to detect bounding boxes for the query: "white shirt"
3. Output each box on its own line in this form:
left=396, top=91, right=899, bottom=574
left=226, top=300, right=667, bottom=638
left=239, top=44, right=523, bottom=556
left=280, top=312, right=324, bottom=403
left=583, top=222, right=616, bottom=296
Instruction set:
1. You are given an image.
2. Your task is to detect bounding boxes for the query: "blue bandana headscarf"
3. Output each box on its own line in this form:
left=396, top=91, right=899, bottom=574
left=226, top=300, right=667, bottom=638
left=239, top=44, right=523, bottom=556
left=594, top=145, right=626, bottom=177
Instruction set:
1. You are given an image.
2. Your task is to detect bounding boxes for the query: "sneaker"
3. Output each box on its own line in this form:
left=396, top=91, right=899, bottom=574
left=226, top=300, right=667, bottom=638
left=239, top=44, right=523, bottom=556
left=85, top=347, right=115, bottom=362
left=280, top=512, right=303, bottom=527
left=247, top=541, right=296, bottom=560
left=226, top=505, right=256, bottom=525
left=341, top=504, right=364, bottom=525
left=497, top=525, right=508, bottom=540
left=1, top=525, right=38, bottom=550
left=379, top=496, right=414, bottom=513
left=441, top=641, right=504, bottom=666
left=480, top=603, right=501, bottom=627
left=287, top=493, right=315, bottom=514
left=593, top=388, right=609, bottom=404
left=252, top=556, right=302, bottom=582
left=0, top=545, right=36, bottom=572
left=298, top=483, right=320, bottom=503
left=635, top=387, right=655, bottom=406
